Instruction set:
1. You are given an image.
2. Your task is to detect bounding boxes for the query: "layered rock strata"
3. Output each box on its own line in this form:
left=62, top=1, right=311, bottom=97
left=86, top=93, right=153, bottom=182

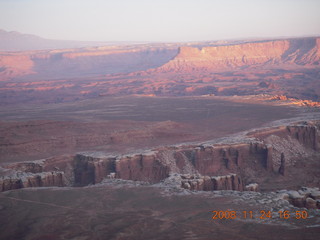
left=180, top=174, right=243, bottom=191
left=0, top=170, right=65, bottom=192
left=1, top=121, right=319, bottom=194
left=157, top=38, right=320, bottom=72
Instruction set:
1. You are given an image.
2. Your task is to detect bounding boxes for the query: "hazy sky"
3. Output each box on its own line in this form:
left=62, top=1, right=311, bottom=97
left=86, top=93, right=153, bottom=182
left=0, top=0, right=319, bottom=42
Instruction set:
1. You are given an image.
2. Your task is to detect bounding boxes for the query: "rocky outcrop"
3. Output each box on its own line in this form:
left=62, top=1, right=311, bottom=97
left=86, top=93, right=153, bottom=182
left=286, top=123, right=319, bottom=151
left=73, top=154, right=116, bottom=186
left=250, top=121, right=320, bottom=173
left=1, top=120, right=319, bottom=193
left=0, top=177, right=22, bottom=192
left=72, top=152, right=170, bottom=185
left=0, top=171, right=65, bottom=192
left=175, top=142, right=273, bottom=176
left=115, top=152, right=170, bottom=183
left=71, top=142, right=272, bottom=187
left=278, top=187, right=320, bottom=209
left=181, top=174, right=243, bottom=191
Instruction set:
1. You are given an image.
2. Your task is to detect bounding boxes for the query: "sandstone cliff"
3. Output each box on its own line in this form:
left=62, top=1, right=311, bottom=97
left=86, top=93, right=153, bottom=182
left=0, top=170, right=65, bottom=192
left=180, top=173, right=243, bottom=191
left=0, top=45, right=178, bottom=81
left=1, top=37, right=320, bottom=104
left=156, top=38, right=320, bottom=72
left=1, top=121, right=319, bottom=193
left=249, top=121, right=320, bottom=173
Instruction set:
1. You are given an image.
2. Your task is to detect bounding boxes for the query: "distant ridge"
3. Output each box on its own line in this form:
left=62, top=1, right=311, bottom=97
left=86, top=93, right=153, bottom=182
left=155, top=37, right=320, bottom=72
left=0, top=29, right=135, bottom=51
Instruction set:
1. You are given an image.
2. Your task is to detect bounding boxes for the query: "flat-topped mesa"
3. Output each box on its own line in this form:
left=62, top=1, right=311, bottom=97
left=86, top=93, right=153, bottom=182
left=156, top=38, right=320, bottom=72
left=0, top=46, right=178, bottom=80
left=51, top=141, right=274, bottom=188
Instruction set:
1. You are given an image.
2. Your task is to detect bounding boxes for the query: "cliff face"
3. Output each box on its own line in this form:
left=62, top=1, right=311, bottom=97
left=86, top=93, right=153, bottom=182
left=0, top=171, right=65, bottom=192
left=286, top=124, right=319, bottom=151
left=70, top=146, right=261, bottom=187
left=175, top=142, right=272, bottom=176
left=2, top=37, right=319, bottom=81
left=0, top=46, right=178, bottom=80
left=250, top=121, right=320, bottom=172
left=1, top=121, right=319, bottom=192
left=73, top=154, right=116, bottom=186
left=115, top=153, right=170, bottom=183
left=181, top=174, right=243, bottom=191
left=157, top=38, right=320, bottom=72
left=1, top=157, right=72, bottom=191
left=1, top=37, right=320, bottom=104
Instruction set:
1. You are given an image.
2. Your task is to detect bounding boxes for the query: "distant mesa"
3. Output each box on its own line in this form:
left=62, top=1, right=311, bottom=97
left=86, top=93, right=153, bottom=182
left=0, top=33, right=320, bottom=104
left=155, top=38, right=320, bottom=72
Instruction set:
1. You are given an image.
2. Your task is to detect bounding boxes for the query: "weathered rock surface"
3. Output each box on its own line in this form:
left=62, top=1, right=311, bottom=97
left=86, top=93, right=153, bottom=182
left=0, top=170, right=65, bottom=192
left=0, top=121, right=319, bottom=194
left=180, top=173, right=243, bottom=191
left=249, top=121, right=320, bottom=171
left=277, top=187, right=320, bottom=209
left=73, top=154, right=116, bottom=186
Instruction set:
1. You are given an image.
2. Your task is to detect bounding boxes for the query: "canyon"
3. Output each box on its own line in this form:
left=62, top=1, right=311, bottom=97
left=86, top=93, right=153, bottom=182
left=1, top=33, right=320, bottom=240
left=1, top=121, right=319, bottom=200
left=1, top=37, right=320, bottom=104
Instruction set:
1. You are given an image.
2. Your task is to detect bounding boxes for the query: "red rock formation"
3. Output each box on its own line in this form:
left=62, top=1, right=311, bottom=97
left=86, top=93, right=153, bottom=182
left=0, top=171, right=65, bottom=191
left=181, top=174, right=243, bottom=191
left=1, top=37, right=320, bottom=104
left=252, top=121, right=320, bottom=151
left=175, top=142, right=272, bottom=177
left=115, top=153, right=170, bottom=183
left=73, top=154, right=116, bottom=186
left=286, top=123, right=319, bottom=151
left=0, top=178, right=22, bottom=192
left=22, top=172, right=65, bottom=188
left=158, top=40, right=290, bottom=72
left=0, top=45, right=178, bottom=81
left=1, top=121, right=319, bottom=192
left=71, top=141, right=273, bottom=187
left=157, top=38, right=320, bottom=72
left=280, top=188, right=320, bottom=209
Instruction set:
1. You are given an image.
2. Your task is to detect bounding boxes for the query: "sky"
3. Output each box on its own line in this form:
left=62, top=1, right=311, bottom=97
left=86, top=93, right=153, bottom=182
left=0, top=0, right=319, bottom=42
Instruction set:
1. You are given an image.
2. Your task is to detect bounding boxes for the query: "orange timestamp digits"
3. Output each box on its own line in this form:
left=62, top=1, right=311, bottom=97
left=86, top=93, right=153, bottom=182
left=211, top=210, right=237, bottom=220
left=278, top=210, right=308, bottom=219
left=211, top=210, right=308, bottom=220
